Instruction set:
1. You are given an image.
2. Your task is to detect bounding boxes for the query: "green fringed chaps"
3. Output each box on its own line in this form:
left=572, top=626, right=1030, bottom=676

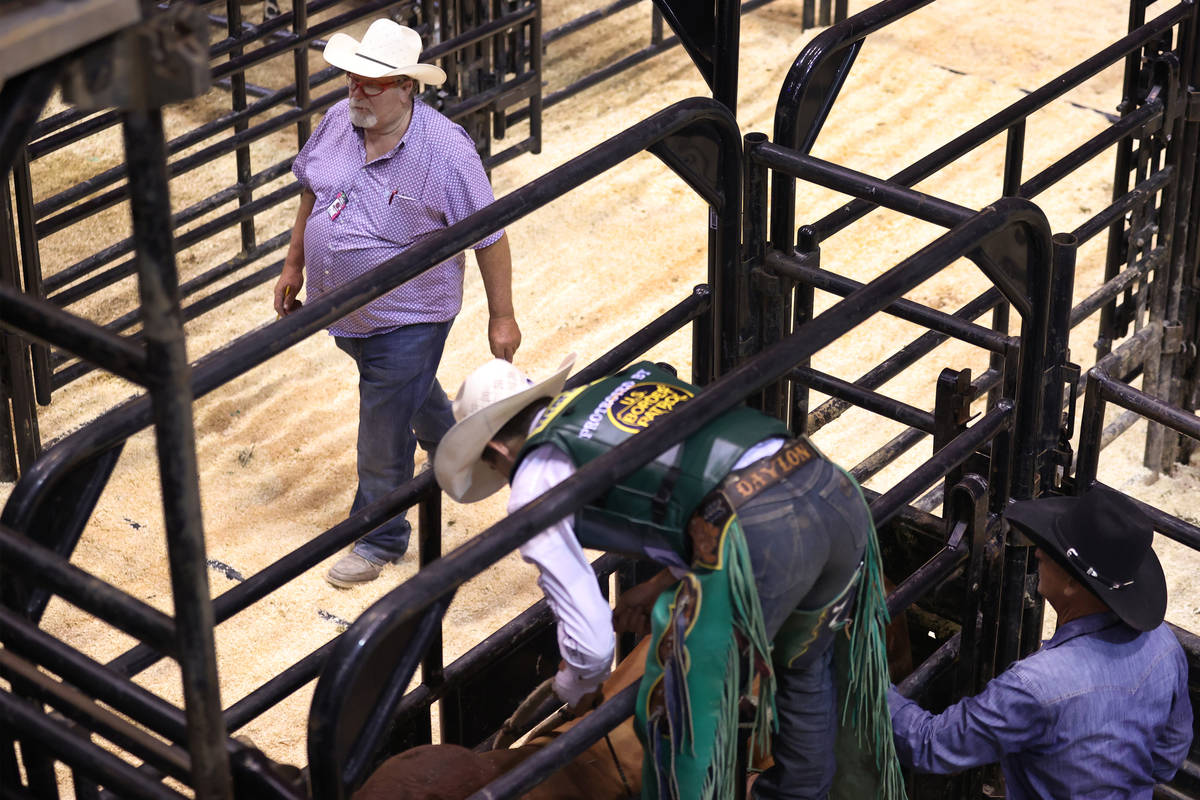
left=834, top=466, right=907, bottom=800
left=635, top=514, right=774, bottom=800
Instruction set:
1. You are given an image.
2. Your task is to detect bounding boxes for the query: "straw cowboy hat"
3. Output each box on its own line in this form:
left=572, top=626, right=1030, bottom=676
left=434, top=355, right=576, bottom=503
left=1003, top=485, right=1167, bottom=631
left=322, top=19, right=446, bottom=86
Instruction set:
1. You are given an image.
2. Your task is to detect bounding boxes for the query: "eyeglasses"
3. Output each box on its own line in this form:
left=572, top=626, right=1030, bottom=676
left=346, top=74, right=401, bottom=97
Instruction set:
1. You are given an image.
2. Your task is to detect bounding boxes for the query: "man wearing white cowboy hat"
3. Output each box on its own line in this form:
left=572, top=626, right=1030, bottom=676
left=274, top=19, right=521, bottom=588
left=889, top=485, right=1193, bottom=798
left=434, top=356, right=906, bottom=800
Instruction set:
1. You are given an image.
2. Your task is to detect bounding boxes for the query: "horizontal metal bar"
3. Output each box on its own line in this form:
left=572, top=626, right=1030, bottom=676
left=766, top=253, right=1009, bottom=352
left=1018, top=100, right=1163, bottom=200
left=896, top=631, right=961, bottom=699
left=0, top=286, right=147, bottom=383
left=0, top=606, right=187, bottom=743
left=573, top=285, right=711, bottom=385
left=531, top=39, right=682, bottom=118
left=442, top=73, right=538, bottom=122
left=38, top=94, right=329, bottom=241
left=870, top=402, right=1013, bottom=527
left=850, top=426, right=928, bottom=484
left=52, top=238, right=291, bottom=384
left=543, top=0, right=642, bottom=43
left=1070, top=168, right=1174, bottom=245
left=810, top=2, right=1193, bottom=239
left=1091, top=482, right=1200, bottom=552
left=789, top=364, right=935, bottom=432
left=222, top=640, right=335, bottom=731
left=108, top=472, right=434, bottom=678
left=0, top=524, right=176, bottom=657
left=808, top=289, right=1005, bottom=433
left=886, top=524, right=968, bottom=619
left=464, top=682, right=639, bottom=800
left=1069, top=246, right=1164, bottom=327
left=0, top=688, right=189, bottom=800
left=1090, top=368, right=1200, bottom=441
left=0, top=649, right=191, bottom=781
left=48, top=180, right=301, bottom=308
left=754, top=142, right=975, bottom=229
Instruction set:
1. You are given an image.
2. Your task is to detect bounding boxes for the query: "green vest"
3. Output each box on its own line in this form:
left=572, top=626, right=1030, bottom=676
left=517, top=361, right=789, bottom=561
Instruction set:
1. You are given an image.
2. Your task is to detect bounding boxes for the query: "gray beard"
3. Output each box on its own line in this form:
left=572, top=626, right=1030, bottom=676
left=349, top=105, right=377, bottom=128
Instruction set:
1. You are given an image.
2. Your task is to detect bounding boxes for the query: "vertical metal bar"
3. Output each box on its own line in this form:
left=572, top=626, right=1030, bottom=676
left=120, top=108, right=231, bottom=800
left=293, top=0, right=312, bottom=148
left=1002, top=122, right=1025, bottom=197
left=833, top=0, right=848, bottom=24
left=987, top=302, right=1010, bottom=409
left=948, top=475, right=988, bottom=799
left=1097, top=0, right=1148, bottom=360
left=744, top=132, right=786, bottom=416
left=12, top=150, right=51, bottom=406
left=227, top=0, right=256, bottom=253
left=529, top=2, right=542, bottom=155
left=1164, top=4, right=1200, bottom=465
left=417, top=483, right=443, bottom=748
left=712, top=118, right=743, bottom=381
left=996, top=531, right=1030, bottom=671
left=1074, top=371, right=1106, bottom=489
left=651, top=4, right=663, bottom=45
left=691, top=286, right=712, bottom=386
left=802, top=0, right=815, bottom=30
left=714, top=0, right=740, bottom=116
left=1, top=733, right=21, bottom=794
left=0, top=352, right=15, bottom=481
left=0, top=180, right=41, bottom=476
left=1010, top=228, right=1055, bottom=502
left=790, top=227, right=817, bottom=434
left=1041, top=233, right=1077, bottom=492
left=818, top=0, right=831, bottom=27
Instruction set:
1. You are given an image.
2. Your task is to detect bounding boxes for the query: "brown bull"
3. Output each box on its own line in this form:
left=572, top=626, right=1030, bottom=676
left=353, top=640, right=647, bottom=800
left=354, top=588, right=912, bottom=800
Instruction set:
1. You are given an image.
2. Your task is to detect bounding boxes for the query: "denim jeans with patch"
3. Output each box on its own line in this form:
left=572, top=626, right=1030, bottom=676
left=335, top=321, right=456, bottom=564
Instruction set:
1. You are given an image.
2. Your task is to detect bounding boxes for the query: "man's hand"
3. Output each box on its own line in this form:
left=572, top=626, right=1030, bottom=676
left=613, top=569, right=678, bottom=637
left=553, top=662, right=607, bottom=716
left=488, top=314, right=521, bottom=361
left=566, top=687, right=604, bottom=716
left=274, top=263, right=304, bottom=317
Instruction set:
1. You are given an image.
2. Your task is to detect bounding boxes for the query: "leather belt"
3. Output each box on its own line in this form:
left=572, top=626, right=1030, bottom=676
left=721, top=436, right=820, bottom=511
left=687, top=437, right=819, bottom=570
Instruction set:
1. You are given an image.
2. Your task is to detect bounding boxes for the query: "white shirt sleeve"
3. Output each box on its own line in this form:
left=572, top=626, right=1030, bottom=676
left=509, top=445, right=614, bottom=688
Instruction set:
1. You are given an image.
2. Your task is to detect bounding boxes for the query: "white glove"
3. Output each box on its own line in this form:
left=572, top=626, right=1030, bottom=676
left=552, top=664, right=608, bottom=708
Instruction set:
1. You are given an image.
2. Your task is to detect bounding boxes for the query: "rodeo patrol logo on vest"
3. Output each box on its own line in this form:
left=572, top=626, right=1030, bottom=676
left=609, top=381, right=694, bottom=433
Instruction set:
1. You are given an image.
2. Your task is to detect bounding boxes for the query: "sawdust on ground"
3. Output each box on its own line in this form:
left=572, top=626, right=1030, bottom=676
left=2, top=0, right=1198, bottom=776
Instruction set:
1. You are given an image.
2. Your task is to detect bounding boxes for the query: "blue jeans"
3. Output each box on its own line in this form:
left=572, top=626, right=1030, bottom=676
left=334, top=321, right=456, bottom=564
left=739, top=457, right=871, bottom=800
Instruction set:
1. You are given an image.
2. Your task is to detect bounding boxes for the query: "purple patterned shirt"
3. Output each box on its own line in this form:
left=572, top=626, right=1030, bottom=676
left=292, top=98, right=502, bottom=337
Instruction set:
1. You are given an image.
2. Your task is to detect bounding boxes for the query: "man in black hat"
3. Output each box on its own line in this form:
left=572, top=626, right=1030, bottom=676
left=889, top=485, right=1193, bottom=798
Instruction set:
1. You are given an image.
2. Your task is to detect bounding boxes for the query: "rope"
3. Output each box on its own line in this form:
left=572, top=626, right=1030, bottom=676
left=604, top=732, right=635, bottom=797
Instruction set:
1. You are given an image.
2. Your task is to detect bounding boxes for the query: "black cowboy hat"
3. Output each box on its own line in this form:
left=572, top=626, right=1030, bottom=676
left=1003, top=485, right=1166, bottom=632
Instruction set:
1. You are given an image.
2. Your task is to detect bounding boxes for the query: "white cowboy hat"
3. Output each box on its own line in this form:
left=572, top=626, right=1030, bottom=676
left=434, top=354, right=576, bottom=503
left=322, top=19, right=447, bottom=86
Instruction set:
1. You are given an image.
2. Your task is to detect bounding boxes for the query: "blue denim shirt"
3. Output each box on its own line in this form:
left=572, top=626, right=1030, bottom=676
left=889, top=614, right=1192, bottom=799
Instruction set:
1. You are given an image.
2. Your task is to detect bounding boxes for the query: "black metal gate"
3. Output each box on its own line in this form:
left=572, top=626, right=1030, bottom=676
left=2, top=1, right=1199, bottom=799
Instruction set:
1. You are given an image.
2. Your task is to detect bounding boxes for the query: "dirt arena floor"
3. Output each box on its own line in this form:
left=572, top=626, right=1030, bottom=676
left=3, top=0, right=1200, bottom=780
